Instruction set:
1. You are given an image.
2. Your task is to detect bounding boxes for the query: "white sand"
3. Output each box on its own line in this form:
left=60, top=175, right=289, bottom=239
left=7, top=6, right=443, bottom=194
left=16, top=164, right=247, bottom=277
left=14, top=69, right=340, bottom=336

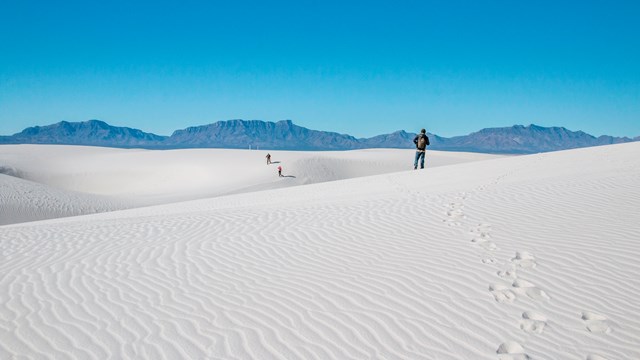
left=1, top=143, right=639, bottom=359
left=0, top=173, right=131, bottom=226
left=0, top=145, right=501, bottom=225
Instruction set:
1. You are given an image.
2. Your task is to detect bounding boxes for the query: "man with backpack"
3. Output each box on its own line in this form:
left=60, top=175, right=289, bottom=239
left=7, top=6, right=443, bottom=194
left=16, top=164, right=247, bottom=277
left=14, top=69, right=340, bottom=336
left=413, top=128, right=430, bottom=169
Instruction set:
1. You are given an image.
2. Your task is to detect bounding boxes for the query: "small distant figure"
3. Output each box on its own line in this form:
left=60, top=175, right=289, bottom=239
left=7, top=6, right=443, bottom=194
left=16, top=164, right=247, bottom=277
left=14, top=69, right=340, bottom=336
left=413, top=128, right=430, bottom=169
left=266, top=153, right=272, bottom=165
left=277, top=165, right=283, bottom=177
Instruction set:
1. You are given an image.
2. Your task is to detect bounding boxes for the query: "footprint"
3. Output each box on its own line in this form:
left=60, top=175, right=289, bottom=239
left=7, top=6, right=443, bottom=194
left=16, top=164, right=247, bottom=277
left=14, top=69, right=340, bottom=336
left=490, top=283, right=516, bottom=303
left=581, top=311, right=612, bottom=334
left=446, top=209, right=465, bottom=219
left=586, top=355, right=609, bottom=360
left=472, top=223, right=492, bottom=231
left=512, top=279, right=550, bottom=301
left=497, top=264, right=518, bottom=279
left=471, top=237, right=498, bottom=251
left=443, top=203, right=465, bottom=226
left=496, top=341, right=531, bottom=360
left=468, top=226, right=492, bottom=239
left=511, top=251, right=537, bottom=269
left=519, top=311, right=548, bottom=334
left=482, top=258, right=497, bottom=264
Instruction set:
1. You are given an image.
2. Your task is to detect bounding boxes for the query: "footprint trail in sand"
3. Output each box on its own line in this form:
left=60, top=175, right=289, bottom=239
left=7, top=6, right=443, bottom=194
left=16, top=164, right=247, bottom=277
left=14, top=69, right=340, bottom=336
left=438, top=167, right=625, bottom=358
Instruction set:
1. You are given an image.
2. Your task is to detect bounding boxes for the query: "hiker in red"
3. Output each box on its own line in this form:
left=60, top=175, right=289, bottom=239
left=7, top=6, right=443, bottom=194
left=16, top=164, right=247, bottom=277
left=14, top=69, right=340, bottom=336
left=277, top=165, right=283, bottom=177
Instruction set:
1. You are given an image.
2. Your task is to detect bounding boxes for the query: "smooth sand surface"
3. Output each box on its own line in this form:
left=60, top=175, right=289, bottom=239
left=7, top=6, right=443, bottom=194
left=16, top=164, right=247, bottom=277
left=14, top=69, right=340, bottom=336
left=0, top=145, right=502, bottom=225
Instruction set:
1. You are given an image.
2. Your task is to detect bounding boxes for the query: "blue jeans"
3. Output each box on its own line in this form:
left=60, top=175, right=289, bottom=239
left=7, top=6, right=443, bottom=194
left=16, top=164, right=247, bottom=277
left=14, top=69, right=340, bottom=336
left=414, top=151, right=425, bottom=169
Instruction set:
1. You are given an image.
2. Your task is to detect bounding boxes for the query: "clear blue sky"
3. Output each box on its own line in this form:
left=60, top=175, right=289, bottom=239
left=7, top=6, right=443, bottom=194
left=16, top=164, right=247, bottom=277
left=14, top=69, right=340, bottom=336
left=1, top=0, right=639, bottom=138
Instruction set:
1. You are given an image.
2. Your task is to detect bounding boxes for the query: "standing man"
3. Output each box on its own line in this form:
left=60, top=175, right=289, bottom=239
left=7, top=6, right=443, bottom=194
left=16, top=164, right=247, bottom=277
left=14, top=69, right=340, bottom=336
left=413, top=128, right=430, bottom=169
left=277, top=165, right=283, bottom=177
left=266, top=153, right=272, bottom=165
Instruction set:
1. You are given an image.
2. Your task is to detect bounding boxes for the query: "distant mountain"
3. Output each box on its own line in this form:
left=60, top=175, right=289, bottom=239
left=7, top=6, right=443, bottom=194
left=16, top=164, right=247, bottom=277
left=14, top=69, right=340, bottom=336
left=0, top=120, right=167, bottom=147
left=165, top=119, right=360, bottom=150
left=429, top=124, right=636, bottom=154
left=359, top=130, right=448, bottom=149
left=1, top=119, right=637, bottom=153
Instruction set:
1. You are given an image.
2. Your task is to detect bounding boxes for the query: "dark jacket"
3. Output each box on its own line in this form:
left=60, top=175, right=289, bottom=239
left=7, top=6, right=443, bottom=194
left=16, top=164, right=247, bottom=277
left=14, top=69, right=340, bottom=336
left=413, top=133, right=430, bottom=151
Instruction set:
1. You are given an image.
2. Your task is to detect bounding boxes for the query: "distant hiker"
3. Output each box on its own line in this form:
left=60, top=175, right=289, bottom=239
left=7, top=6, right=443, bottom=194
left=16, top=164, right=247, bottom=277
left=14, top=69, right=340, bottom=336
left=413, top=128, right=430, bottom=169
left=266, top=153, right=272, bottom=165
left=277, top=165, right=283, bottom=177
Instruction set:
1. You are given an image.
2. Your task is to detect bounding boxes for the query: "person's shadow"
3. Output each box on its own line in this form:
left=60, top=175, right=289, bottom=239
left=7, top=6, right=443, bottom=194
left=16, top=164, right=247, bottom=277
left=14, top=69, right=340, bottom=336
left=282, top=175, right=296, bottom=178
left=270, top=161, right=281, bottom=164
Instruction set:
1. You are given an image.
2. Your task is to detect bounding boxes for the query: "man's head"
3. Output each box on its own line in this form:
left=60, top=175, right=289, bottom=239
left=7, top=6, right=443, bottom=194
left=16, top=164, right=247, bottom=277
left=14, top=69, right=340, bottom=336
left=420, top=128, right=426, bottom=134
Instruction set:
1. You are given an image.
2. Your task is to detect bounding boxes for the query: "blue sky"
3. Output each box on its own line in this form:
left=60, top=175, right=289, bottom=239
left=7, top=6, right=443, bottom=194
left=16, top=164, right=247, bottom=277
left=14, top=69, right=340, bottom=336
left=1, top=0, right=639, bottom=138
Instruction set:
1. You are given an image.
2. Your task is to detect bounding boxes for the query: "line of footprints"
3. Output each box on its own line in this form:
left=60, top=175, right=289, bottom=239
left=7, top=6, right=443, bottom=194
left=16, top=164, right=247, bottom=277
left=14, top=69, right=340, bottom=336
left=443, top=193, right=612, bottom=360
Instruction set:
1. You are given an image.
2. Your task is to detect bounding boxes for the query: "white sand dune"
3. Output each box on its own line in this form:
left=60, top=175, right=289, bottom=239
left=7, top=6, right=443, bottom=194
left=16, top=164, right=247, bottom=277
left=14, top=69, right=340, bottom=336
left=0, top=173, right=132, bottom=226
left=0, top=145, right=501, bottom=225
left=1, top=143, right=639, bottom=359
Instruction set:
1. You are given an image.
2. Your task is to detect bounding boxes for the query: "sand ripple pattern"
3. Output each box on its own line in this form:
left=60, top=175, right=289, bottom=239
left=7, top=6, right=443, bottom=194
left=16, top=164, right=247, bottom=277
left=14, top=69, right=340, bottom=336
left=1, top=194, right=496, bottom=359
left=2, top=143, right=640, bottom=359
